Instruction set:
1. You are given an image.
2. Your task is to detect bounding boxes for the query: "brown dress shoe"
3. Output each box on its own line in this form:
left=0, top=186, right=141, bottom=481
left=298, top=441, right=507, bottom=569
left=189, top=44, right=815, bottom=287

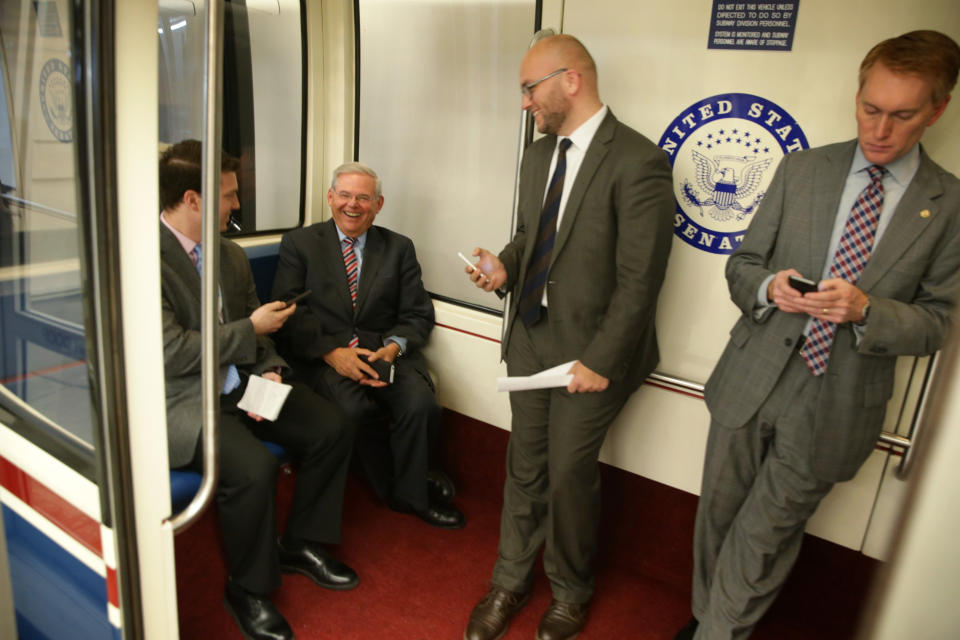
left=463, top=585, right=531, bottom=640
left=535, top=599, right=589, bottom=640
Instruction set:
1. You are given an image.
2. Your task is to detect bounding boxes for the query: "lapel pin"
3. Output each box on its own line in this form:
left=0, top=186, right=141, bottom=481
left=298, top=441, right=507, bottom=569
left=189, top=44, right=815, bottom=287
left=920, top=209, right=931, bottom=218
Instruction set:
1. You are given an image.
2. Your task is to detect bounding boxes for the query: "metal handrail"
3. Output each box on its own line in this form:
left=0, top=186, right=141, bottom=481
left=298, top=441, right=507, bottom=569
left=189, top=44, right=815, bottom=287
left=647, top=365, right=927, bottom=472
left=1, top=194, right=77, bottom=222
left=169, top=0, right=224, bottom=533
left=897, top=351, right=939, bottom=478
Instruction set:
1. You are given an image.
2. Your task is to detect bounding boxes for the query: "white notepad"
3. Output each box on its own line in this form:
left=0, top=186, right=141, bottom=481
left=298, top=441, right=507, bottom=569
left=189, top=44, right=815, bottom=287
left=236, top=374, right=293, bottom=421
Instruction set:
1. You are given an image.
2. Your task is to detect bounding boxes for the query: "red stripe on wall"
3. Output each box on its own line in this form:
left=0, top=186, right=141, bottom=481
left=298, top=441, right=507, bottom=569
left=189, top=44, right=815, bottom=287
left=435, top=322, right=502, bottom=344
left=0, top=359, right=86, bottom=385
left=0, top=456, right=102, bottom=556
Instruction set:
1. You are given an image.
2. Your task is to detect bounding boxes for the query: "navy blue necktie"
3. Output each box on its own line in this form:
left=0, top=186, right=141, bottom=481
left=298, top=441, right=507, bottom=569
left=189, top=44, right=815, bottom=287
left=518, top=137, right=572, bottom=327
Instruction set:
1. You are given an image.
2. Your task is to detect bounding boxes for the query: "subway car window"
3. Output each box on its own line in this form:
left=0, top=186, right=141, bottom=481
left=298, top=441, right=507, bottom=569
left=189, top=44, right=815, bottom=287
left=356, top=0, right=536, bottom=311
left=0, top=2, right=95, bottom=455
left=158, top=0, right=305, bottom=233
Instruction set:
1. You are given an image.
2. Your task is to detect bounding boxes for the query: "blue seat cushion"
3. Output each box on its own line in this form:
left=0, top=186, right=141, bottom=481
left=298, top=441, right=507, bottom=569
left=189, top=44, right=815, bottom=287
left=170, top=441, right=290, bottom=513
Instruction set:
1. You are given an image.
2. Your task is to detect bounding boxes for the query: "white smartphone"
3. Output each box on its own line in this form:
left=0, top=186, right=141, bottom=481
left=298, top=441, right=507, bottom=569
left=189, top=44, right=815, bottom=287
left=458, top=251, right=479, bottom=272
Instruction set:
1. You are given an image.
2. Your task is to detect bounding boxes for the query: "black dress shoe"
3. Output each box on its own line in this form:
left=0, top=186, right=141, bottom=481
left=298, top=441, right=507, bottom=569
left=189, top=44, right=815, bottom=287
left=224, top=580, right=293, bottom=640
left=463, top=585, right=531, bottom=640
left=390, top=497, right=466, bottom=529
left=277, top=540, right=359, bottom=590
left=420, top=501, right=466, bottom=529
left=674, top=617, right=699, bottom=640
left=535, top=599, right=588, bottom=640
left=427, top=468, right=456, bottom=504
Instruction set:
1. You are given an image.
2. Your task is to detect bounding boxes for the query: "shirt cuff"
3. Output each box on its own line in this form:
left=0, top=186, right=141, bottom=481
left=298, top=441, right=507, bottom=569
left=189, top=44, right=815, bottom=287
left=385, top=336, right=407, bottom=356
left=758, top=274, right=775, bottom=307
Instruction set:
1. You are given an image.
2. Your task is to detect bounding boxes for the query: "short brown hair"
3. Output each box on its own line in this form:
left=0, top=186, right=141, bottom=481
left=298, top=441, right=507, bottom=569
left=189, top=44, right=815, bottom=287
left=859, top=30, right=960, bottom=105
left=159, top=139, right=241, bottom=211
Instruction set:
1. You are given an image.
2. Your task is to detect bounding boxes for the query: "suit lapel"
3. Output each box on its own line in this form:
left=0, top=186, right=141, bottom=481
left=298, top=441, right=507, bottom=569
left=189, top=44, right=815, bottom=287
left=321, top=219, right=355, bottom=312
left=553, top=112, right=614, bottom=262
left=860, top=150, right=943, bottom=291
left=356, top=227, right=383, bottom=315
left=807, top=142, right=856, bottom=276
left=160, top=222, right=202, bottom=289
left=523, top=141, right=553, bottom=264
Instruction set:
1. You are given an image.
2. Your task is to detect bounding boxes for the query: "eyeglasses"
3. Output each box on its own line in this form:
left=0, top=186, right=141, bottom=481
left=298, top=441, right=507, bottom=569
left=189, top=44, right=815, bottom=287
left=335, top=191, right=374, bottom=204
left=521, top=68, right=568, bottom=97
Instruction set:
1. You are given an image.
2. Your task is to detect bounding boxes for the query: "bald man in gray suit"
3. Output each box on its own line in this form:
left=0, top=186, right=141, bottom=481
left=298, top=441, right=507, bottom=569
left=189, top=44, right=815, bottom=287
left=677, top=31, right=960, bottom=640
left=464, top=34, right=674, bottom=640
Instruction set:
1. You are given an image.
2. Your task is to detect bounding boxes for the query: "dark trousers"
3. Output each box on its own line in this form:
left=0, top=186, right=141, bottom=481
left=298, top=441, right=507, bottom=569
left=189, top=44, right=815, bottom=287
left=492, top=310, right=631, bottom=603
left=317, top=362, right=440, bottom=512
left=185, top=380, right=353, bottom=595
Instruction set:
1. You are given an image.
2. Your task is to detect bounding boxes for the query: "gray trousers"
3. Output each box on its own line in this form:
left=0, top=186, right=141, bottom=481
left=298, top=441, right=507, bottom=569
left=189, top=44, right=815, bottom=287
left=492, top=310, right=631, bottom=603
left=693, top=353, right=835, bottom=640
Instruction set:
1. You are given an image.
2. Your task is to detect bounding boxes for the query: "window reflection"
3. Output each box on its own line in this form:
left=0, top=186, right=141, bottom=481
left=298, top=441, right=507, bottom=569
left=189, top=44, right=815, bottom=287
left=157, top=0, right=305, bottom=234
left=0, top=0, right=93, bottom=447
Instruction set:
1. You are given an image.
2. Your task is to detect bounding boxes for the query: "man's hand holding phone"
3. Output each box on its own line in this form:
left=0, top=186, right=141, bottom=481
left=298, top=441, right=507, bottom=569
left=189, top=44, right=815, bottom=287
left=281, top=289, right=312, bottom=307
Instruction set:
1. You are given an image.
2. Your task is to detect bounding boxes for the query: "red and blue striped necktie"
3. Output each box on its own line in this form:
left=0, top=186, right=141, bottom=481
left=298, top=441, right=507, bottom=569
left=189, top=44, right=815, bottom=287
left=800, top=164, right=886, bottom=376
left=343, top=236, right=360, bottom=348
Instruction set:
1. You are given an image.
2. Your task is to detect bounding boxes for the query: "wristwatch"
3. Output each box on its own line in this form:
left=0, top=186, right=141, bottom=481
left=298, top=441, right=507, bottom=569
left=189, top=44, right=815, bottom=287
left=387, top=338, right=404, bottom=358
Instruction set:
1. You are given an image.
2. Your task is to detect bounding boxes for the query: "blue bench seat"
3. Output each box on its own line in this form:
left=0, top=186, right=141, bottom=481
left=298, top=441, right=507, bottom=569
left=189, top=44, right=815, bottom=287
left=170, top=440, right=290, bottom=512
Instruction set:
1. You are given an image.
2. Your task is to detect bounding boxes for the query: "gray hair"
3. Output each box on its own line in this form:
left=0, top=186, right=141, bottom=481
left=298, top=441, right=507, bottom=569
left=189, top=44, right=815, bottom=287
left=330, top=162, right=382, bottom=198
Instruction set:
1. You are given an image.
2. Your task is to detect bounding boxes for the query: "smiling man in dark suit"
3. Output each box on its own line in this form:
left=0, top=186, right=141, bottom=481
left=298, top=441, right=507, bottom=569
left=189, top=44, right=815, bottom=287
left=159, top=140, right=358, bottom=640
left=272, top=162, right=464, bottom=530
left=463, top=34, right=674, bottom=640
left=676, top=31, right=960, bottom=640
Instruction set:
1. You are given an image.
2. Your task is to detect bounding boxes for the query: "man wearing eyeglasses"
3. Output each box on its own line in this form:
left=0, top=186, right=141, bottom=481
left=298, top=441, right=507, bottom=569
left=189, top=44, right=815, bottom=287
left=273, top=162, right=465, bottom=531
left=463, top=34, right=674, bottom=640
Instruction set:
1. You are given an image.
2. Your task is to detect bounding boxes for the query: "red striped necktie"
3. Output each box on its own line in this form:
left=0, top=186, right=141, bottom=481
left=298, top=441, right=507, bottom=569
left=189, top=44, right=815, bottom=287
left=343, top=236, right=360, bottom=348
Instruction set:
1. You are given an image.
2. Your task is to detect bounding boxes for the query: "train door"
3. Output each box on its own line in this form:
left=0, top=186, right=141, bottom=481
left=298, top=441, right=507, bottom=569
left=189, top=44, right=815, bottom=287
left=0, top=1, right=178, bottom=637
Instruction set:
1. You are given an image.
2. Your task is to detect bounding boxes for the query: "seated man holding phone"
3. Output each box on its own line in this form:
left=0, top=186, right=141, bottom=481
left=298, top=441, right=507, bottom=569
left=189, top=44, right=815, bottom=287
left=272, top=162, right=464, bottom=529
left=159, top=140, right=358, bottom=640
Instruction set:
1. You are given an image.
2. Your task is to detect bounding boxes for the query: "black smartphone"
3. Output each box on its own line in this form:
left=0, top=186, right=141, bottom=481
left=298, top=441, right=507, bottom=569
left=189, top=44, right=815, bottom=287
left=282, top=289, right=312, bottom=306
left=788, top=276, right=818, bottom=295
left=359, top=354, right=395, bottom=384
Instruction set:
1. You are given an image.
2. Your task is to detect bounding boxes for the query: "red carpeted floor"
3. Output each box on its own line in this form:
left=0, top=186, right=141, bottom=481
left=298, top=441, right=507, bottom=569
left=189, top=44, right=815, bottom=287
left=176, top=410, right=879, bottom=639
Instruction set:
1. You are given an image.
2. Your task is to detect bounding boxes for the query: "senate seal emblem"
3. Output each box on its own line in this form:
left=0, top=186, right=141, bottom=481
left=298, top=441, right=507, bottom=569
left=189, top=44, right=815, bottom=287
left=39, top=58, right=73, bottom=143
left=657, top=93, right=809, bottom=254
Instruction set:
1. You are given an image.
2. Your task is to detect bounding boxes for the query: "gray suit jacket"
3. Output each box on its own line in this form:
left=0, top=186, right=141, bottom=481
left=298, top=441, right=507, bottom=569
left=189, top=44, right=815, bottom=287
left=160, top=224, right=287, bottom=467
left=705, top=140, right=960, bottom=481
left=499, top=110, right=675, bottom=391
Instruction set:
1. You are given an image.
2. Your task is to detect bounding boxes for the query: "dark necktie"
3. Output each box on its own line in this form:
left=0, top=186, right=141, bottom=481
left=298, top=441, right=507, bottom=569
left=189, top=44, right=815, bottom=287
left=342, top=236, right=360, bottom=348
left=800, top=164, right=886, bottom=376
left=193, top=244, right=241, bottom=394
left=518, top=137, right=573, bottom=327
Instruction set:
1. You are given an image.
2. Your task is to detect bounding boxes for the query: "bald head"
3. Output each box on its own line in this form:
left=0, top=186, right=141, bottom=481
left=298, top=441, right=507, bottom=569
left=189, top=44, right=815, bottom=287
left=531, top=35, right=598, bottom=89
left=520, top=34, right=603, bottom=136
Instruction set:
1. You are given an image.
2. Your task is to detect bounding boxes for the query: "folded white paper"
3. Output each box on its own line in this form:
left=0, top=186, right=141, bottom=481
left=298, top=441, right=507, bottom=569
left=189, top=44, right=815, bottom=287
left=236, top=374, right=293, bottom=421
left=496, top=360, right=576, bottom=392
